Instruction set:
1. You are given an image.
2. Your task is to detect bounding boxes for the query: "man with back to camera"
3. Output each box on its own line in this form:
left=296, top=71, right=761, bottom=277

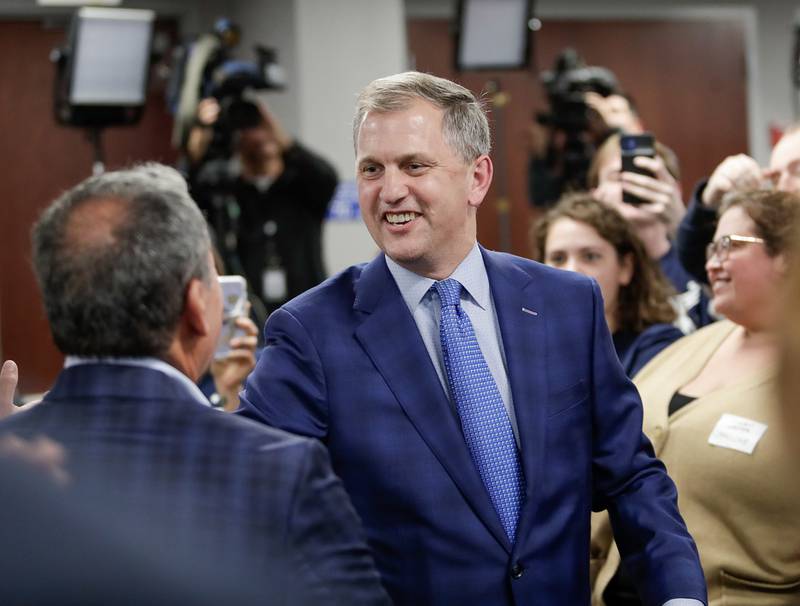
left=677, top=125, right=800, bottom=283
left=238, top=71, right=707, bottom=605
left=0, top=164, right=389, bottom=605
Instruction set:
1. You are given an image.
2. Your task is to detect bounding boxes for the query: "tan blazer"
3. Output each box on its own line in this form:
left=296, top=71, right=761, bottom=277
left=591, top=320, right=800, bottom=606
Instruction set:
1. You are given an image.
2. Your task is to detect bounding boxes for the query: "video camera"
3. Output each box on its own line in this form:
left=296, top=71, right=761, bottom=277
left=206, top=46, right=285, bottom=136
left=530, top=49, right=621, bottom=206
left=169, top=18, right=284, bottom=155
left=537, top=48, right=620, bottom=133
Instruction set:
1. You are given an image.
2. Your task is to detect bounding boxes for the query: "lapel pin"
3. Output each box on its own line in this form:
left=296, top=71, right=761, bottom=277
left=521, top=307, right=538, bottom=316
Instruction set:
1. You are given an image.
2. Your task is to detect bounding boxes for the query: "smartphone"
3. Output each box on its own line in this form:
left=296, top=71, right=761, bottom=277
left=620, top=133, right=655, bottom=206
left=215, top=275, right=248, bottom=360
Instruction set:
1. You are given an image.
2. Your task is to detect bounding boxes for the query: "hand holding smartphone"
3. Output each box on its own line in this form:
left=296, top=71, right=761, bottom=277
left=215, top=276, right=248, bottom=360
left=620, top=133, right=655, bottom=206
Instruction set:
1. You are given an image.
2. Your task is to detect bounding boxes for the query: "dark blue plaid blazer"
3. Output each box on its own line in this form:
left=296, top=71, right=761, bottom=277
left=0, top=363, right=389, bottom=605
left=240, top=247, right=707, bottom=606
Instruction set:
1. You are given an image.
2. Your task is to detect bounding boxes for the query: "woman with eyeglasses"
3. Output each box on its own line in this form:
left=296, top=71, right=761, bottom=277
left=591, top=190, right=800, bottom=606
left=532, top=193, right=683, bottom=378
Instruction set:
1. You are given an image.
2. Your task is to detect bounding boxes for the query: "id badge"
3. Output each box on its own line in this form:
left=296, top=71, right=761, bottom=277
left=262, top=267, right=287, bottom=302
left=707, top=413, right=767, bottom=455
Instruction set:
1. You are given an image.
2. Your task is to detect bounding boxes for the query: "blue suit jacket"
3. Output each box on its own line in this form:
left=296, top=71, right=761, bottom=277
left=240, top=249, right=707, bottom=605
left=0, top=363, right=389, bottom=606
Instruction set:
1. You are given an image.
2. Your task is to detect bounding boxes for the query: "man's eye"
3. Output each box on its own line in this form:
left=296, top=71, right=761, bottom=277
left=360, top=164, right=381, bottom=177
left=546, top=253, right=565, bottom=266
left=407, top=163, right=427, bottom=173
left=583, top=251, right=601, bottom=262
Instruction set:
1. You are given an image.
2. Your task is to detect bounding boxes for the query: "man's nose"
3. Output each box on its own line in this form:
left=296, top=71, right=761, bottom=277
left=379, top=168, right=409, bottom=204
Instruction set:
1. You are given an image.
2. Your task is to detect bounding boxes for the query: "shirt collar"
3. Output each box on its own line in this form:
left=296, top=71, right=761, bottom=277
left=385, top=243, right=490, bottom=312
left=64, top=356, right=212, bottom=407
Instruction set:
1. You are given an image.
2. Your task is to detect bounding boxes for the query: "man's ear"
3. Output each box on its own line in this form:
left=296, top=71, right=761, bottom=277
left=184, top=278, right=212, bottom=337
left=467, top=155, right=493, bottom=209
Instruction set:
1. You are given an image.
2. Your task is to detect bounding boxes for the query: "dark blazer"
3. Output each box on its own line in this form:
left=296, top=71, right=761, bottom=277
left=240, top=248, right=707, bottom=605
left=0, top=363, right=388, bottom=606
left=614, top=323, right=685, bottom=378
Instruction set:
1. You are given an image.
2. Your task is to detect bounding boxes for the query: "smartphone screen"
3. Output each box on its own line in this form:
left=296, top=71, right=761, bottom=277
left=620, top=133, right=655, bottom=206
left=215, top=275, right=248, bottom=359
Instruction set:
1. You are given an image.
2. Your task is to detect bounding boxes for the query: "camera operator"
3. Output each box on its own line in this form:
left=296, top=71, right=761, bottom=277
left=190, top=97, right=337, bottom=315
left=529, top=50, right=642, bottom=208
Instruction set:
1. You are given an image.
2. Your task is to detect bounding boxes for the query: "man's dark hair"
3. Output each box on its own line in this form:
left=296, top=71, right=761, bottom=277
left=32, top=163, right=211, bottom=357
left=226, top=99, right=264, bottom=132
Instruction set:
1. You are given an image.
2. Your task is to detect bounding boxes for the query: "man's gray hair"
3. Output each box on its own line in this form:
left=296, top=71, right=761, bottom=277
left=32, top=162, right=212, bottom=358
left=353, top=71, right=491, bottom=163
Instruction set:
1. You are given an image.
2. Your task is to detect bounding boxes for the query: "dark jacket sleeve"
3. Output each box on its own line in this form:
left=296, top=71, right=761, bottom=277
left=286, top=439, right=391, bottom=605
left=676, top=179, right=718, bottom=285
left=238, top=306, right=329, bottom=438
left=626, top=324, right=685, bottom=379
left=588, top=282, right=707, bottom=605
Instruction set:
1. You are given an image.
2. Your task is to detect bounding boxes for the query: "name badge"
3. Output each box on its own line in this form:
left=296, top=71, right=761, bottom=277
left=262, top=268, right=287, bottom=302
left=707, top=413, right=767, bottom=455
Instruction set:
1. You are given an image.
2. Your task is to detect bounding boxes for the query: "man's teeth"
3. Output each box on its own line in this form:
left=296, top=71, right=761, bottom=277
left=386, top=212, right=417, bottom=225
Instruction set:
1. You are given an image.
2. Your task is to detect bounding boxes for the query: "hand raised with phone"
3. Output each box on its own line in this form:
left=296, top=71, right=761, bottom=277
left=212, top=275, right=258, bottom=411
left=594, top=133, right=685, bottom=232
left=210, top=313, right=259, bottom=412
left=621, top=154, right=685, bottom=231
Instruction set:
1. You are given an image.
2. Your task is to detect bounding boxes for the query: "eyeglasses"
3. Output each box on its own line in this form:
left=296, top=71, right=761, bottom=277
left=705, top=234, right=765, bottom=262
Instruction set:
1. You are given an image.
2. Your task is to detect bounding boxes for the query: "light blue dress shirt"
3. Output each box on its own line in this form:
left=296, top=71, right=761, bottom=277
left=385, top=243, right=519, bottom=444
left=385, top=244, right=704, bottom=606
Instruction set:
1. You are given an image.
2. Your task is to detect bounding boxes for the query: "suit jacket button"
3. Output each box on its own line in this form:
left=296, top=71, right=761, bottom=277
left=510, top=563, right=524, bottom=579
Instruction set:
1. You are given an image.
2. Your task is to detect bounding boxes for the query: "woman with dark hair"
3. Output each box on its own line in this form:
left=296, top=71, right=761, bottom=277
left=592, top=189, right=800, bottom=606
left=533, top=193, right=682, bottom=377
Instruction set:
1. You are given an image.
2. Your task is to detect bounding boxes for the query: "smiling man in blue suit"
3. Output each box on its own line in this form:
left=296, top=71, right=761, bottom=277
left=240, top=72, right=707, bottom=606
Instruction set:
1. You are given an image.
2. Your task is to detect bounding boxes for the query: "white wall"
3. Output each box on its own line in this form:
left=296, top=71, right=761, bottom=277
left=294, top=0, right=406, bottom=272
left=227, top=0, right=300, bottom=136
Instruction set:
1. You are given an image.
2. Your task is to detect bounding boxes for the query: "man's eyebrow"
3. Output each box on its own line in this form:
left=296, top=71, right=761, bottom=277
left=357, top=153, right=434, bottom=166
left=398, top=153, right=435, bottom=164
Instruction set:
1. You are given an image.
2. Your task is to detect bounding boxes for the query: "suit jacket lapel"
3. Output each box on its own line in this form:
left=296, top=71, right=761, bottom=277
left=353, top=254, right=512, bottom=552
left=482, top=248, right=547, bottom=551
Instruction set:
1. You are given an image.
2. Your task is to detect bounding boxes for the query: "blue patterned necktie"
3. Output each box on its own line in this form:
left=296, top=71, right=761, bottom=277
left=434, top=278, right=526, bottom=542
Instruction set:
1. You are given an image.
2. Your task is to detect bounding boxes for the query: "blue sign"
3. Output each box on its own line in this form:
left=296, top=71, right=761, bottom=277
left=327, top=180, right=361, bottom=221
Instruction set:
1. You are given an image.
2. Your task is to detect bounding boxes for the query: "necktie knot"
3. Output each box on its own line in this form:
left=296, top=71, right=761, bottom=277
left=434, top=279, right=462, bottom=308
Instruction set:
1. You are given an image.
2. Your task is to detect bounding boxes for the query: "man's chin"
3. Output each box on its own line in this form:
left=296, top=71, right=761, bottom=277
left=383, top=246, right=422, bottom=268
